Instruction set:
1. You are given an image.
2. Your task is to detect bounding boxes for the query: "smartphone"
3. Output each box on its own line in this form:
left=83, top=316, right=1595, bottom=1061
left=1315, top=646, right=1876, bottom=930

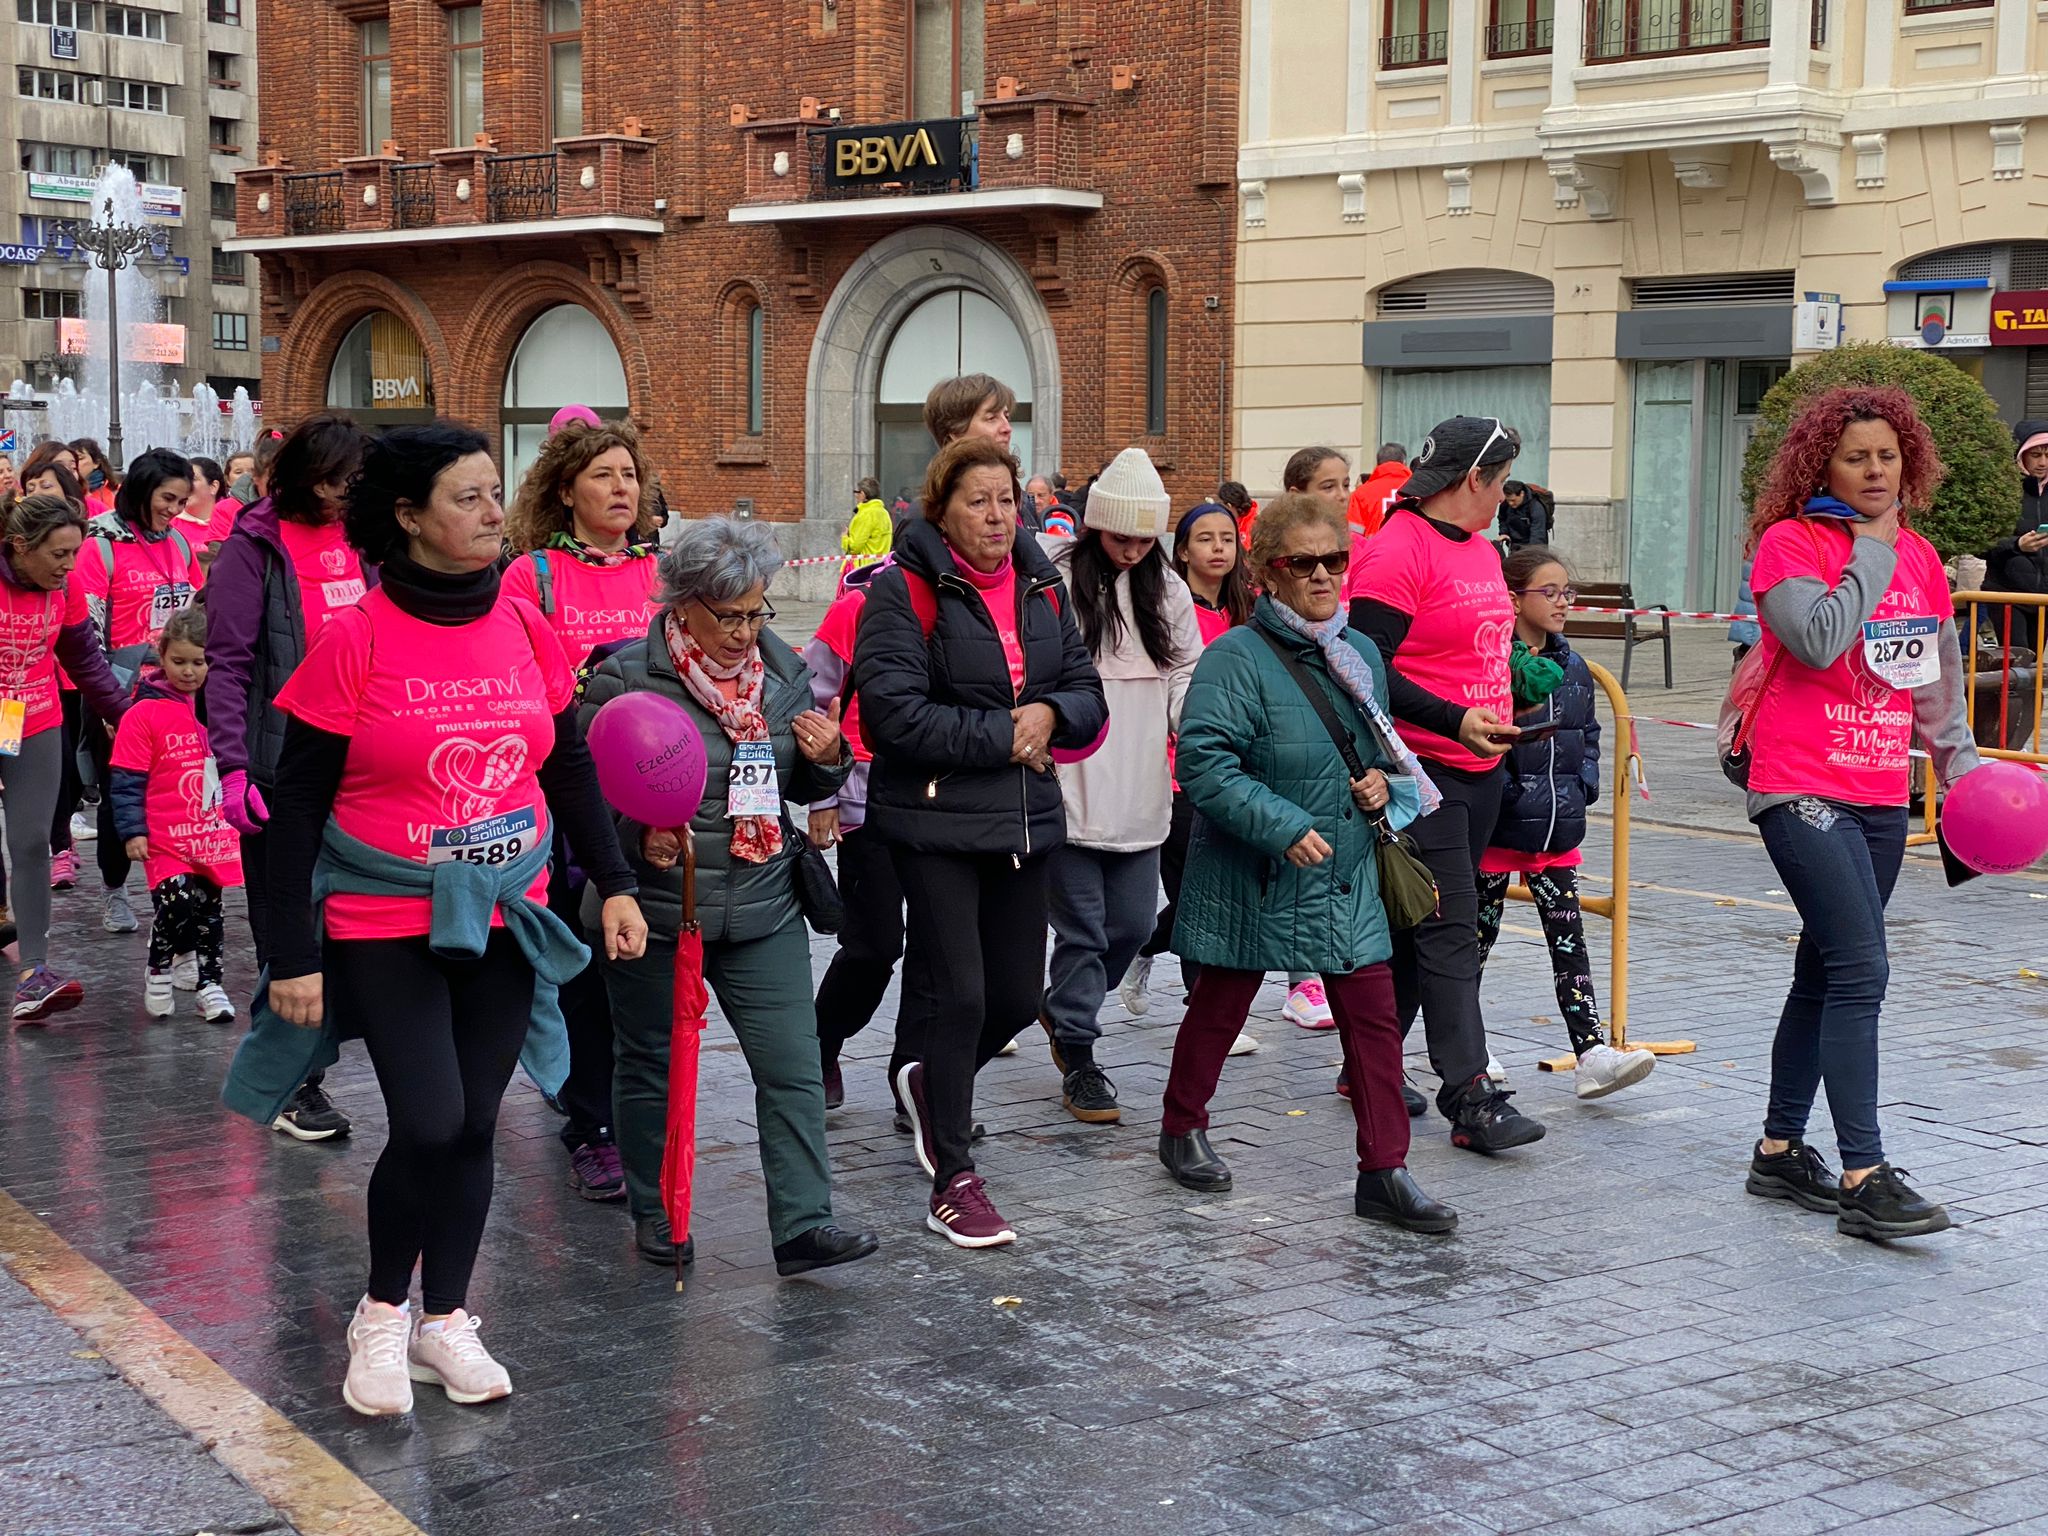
left=2036, top=523, right=2048, bottom=534
left=1495, top=722, right=1558, bottom=745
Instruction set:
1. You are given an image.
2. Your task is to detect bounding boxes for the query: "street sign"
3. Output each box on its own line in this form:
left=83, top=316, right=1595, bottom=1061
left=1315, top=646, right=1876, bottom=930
left=50, top=26, right=76, bottom=58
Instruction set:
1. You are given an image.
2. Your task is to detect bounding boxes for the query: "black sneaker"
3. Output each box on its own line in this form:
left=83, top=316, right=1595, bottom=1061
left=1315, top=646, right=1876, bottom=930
left=1402, top=1078, right=1428, bottom=1118
left=1745, top=1138, right=1839, bottom=1213
left=1448, top=1074, right=1545, bottom=1155
left=1836, top=1164, right=1951, bottom=1241
left=1061, top=1062, right=1121, bottom=1125
left=273, top=1080, right=352, bottom=1142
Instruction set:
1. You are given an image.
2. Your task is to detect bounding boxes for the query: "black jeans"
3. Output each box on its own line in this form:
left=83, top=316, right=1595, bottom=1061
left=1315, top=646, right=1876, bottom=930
left=1756, top=797, right=1906, bottom=1169
left=85, top=721, right=129, bottom=890
left=814, top=825, right=916, bottom=1081
left=894, top=848, right=1050, bottom=1188
left=546, top=828, right=614, bottom=1148
left=330, top=931, right=534, bottom=1316
left=51, top=690, right=83, bottom=855
left=1392, top=761, right=1501, bottom=1115
left=1140, top=789, right=1198, bottom=990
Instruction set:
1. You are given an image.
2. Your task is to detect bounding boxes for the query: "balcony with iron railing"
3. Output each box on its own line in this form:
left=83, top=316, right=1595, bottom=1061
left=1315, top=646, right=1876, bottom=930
left=1486, top=15, right=1555, bottom=55
left=1382, top=28, right=1451, bottom=67
left=1584, top=0, right=1770, bottom=62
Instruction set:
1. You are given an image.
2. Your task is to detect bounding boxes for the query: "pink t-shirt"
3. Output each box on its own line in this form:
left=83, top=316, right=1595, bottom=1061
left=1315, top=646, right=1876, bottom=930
left=951, top=551, right=1024, bottom=694
left=0, top=573, right=86, bottom=738
left=1748, top=519, right=1949, bottom=807
left=173, top=499, right=239, bottom=548
left=275, top=517, right=367, bottom=632
left=1349, top=510, right=1513, bottom=771
left=500, top=550, right=660, bottom=667
left=110, top=691, right=244, bottom=889
left=275, top=587, right=576, bottom=940
left=77, top=529, right=206, bottom=651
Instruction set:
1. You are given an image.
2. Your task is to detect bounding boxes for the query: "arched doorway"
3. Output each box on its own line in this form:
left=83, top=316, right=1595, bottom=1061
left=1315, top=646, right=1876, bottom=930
left=326, top=311, right=435, bottom=425
left=500, top=303, right=628, bottom=488
left=875, top=288, right=1035, bottom=508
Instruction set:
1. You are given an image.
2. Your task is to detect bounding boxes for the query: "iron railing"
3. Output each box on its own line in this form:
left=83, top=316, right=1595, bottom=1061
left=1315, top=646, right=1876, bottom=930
left=1486, top=15, right=1555, bottom=54
left=485, top=150, right=557, bottom=222
left=1903, top=0, right=1990, bottom=10
left=1381, top=29, right=1449, bottom=66
left=282, top=170, right=343, bottom=235
left=1585, top=0, right=1768, bottom=60
left=392, top=162, right=436, bottom=229
left=807, top=117, right=977, bottom=202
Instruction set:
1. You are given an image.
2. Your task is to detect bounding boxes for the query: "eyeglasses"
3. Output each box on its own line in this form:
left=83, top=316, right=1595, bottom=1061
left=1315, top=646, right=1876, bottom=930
left=1515, top=585, right=1577, bottom=604
left=1265, top=550, right=1351, bottom=579
left=694, top=597, right=777, bottom=634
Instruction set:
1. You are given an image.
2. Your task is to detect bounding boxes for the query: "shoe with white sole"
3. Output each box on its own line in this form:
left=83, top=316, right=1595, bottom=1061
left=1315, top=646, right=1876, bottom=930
left=342, top=1296, right=413, bottom=1417
left=1487, top=1053, right=1508, bottom=1085
left=197, top=982, right=236, bottom=1023
left=408, top=1310, right=511, bottom=1405
left=1282, top=979, right=1335, bottom=1030
left=1119, top=955, right=1154, bottom=1017
left=171, top=953, right=199, bottom=991
left=1574, top=1043, right=1655, bottom=1100
left=928, top=1171, right=1016, bottom=1249
left=1228, top=1031, right=1259, bottom=1056
left=70, top=812, right=96, bottom=843
left=102, top=888, right=138, bottom=934
left=143, top=969, right=173, bottom=1019
left=995, top=1036, right=1019, bottom=1056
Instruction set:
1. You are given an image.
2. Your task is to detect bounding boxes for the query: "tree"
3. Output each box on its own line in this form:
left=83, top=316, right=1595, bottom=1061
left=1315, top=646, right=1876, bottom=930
left=1740, top=342, right=2020, bottom=562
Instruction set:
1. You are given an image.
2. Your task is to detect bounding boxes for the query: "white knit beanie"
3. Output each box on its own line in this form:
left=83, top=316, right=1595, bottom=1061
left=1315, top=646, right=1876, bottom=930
left=1084, top=447, right=1172, bottom=539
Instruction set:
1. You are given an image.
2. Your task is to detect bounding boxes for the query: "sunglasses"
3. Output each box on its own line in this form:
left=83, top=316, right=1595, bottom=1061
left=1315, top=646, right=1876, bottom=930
left=1266, top=550, right=1352, bottom=579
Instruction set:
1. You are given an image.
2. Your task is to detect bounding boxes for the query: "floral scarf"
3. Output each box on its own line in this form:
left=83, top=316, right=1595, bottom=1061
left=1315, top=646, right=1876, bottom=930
left=663, top=610, right=783, bottom=864
left=548, top=529, right=660, bottom=568
left=1264, top=599, right=1443, bottom=817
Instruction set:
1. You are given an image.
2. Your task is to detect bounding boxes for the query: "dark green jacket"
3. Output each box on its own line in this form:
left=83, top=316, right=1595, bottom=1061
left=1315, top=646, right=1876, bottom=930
left=1173, top=598, right=1422, bottom=976
left=579, top=619, right=851, bottom=946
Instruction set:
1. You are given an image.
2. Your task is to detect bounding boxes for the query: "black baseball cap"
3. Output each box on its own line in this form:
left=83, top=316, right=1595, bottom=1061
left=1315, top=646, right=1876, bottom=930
left=1398, top=415, right=1522, bottom=500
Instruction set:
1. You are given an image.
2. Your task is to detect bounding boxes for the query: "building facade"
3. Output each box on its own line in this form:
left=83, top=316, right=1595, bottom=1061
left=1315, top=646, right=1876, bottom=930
left=1237, top=0, right=2048, bottom=610
left=4, top=0, right=262, bottom=403
left=229, top=0, right=1241, bottom=581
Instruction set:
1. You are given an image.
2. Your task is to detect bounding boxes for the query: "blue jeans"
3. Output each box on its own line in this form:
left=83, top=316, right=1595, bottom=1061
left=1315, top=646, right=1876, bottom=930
left=1756, top=797, right=1907, bottom=1168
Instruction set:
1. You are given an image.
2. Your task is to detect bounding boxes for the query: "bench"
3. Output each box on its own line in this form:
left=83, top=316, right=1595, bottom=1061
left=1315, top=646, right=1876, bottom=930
left=1564, top=581, right=1672, bottom=690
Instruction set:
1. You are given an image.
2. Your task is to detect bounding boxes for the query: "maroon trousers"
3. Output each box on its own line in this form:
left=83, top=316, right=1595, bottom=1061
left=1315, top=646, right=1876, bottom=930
left=1162, top=962, right=1410, bottom=1173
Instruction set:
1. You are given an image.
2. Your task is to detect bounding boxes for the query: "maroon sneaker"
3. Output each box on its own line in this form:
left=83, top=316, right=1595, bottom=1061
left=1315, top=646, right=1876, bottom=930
left=927, top=1172, right=1016, bottom=1249
left=894, top=1061, right=936, bottom=1177
left=568, top=1140, right=626, bottom=1202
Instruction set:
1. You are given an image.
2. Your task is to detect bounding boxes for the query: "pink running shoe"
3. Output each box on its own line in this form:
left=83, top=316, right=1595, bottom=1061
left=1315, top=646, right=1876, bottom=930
left=1282, top=978, right=1335, bottom=1030
left=48, top=850, right=78, bottom=891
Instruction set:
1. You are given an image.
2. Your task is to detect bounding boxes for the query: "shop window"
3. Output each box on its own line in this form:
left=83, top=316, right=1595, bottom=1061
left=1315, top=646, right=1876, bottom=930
left=1144, top=287, right=1168, bottom=437
left=212, top=312, right=249, bottom=351
left=910, top=0, right=986, bottom=118
left=449, top=6, right=484, bottom=147
left=546, top=0, right=583, bottom=141
left=328, top=311, right=434, bottom=416
left=361, top=19, right=391, bottom=154
left=1382, top=0, right=1448, bottom=67
left=1487, top=0, right=1553, bottom=56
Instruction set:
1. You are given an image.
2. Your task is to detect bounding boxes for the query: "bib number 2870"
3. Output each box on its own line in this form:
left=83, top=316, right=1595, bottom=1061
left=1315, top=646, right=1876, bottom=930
left=1862, top=616, right=1941, bottom=691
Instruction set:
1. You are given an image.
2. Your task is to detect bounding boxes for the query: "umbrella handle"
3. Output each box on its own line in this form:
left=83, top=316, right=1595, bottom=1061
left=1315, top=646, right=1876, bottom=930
left=680, top=827, right=699, bottom=931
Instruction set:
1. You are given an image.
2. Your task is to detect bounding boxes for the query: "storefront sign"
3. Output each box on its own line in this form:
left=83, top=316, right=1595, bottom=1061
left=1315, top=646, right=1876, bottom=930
left=1991, top=291, right=2048, bottom=346
left=26, top=175, right=185, bottom=223
left=821, top=118, right=965, bottom=189
left=371, top=375, right=422, bottom=402
left=57, top=318, right=188, bottom=365
left=0, top=245, right=44, bottom=265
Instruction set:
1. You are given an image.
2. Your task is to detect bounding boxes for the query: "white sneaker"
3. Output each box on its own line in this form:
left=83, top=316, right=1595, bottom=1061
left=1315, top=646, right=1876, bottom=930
left=1487, top=1053, right=1509, bottom=1085
left=171, top=953, right=199, bottom=991
left=343, top=1296, right=414, bottom=1417
left=143, top=970, right=173, bottom=1018
left=1227, top=1031, right=1259, bottom=1057
left=197, top=982, right=235, bottom=1023
left=408, top=1310, right=511, bottom=1405
left=70, top=811, right=96, bottom=843
left=1575, top=1043, right=1655, bottom=1100
left=1119, top=955, right=1154, bottom=1017
left=1281, top=979, right=1335, bottom=1030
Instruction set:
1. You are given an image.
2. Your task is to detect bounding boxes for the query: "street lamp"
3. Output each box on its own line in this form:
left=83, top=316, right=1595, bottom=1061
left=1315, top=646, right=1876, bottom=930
left=58, top=196, right=153, bottom=469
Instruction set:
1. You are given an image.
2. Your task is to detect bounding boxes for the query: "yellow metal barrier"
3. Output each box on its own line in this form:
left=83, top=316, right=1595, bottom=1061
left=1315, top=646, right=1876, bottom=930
left=1911, top=591, right=2048, bottom=847
left=1508, top=660, right=1696, bottom=1073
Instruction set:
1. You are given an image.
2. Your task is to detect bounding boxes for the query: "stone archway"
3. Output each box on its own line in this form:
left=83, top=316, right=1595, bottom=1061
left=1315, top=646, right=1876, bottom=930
left=274, top=271, right=454, bottom=425
left=804, top=225, right=1060, bottom=522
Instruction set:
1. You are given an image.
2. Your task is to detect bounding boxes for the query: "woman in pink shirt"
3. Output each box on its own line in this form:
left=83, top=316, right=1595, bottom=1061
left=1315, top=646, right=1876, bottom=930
left=1738, top=386, right=1977, bottom=1242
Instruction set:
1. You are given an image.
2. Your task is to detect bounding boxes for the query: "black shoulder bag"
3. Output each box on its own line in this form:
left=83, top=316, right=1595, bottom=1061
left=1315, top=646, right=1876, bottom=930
left=1255, top=629, right=1439, bottom=930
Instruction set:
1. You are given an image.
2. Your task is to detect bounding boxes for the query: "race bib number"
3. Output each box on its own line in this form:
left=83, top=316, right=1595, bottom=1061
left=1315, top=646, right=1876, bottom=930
left=425, top=804, right=538, bottom=867
left=0, top=698, right=24, bottom=758
left=321, top=577, right=367, bottom=610
left=1863, top=616, right=1941, bottom=691
left=727, top=741, right=781, bottom=819
left=149, top=582, right=193, bottom=635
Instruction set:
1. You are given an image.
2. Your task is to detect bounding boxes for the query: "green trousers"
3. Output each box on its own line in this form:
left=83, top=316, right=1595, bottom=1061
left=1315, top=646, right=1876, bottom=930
left=598, top=917, right=834, bottom=1245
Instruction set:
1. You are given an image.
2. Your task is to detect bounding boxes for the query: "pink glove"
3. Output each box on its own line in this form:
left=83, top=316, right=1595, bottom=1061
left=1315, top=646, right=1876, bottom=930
left=221, top=769, right=268, bottom=838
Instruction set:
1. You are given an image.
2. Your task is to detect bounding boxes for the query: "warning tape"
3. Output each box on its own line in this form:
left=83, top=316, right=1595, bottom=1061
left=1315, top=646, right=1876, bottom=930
left=1576, top=605, right=1750, bottom=624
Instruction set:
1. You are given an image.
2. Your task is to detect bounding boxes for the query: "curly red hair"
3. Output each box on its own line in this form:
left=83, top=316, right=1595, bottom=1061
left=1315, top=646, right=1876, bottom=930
left=1751, top=385, right=1944, bottom=548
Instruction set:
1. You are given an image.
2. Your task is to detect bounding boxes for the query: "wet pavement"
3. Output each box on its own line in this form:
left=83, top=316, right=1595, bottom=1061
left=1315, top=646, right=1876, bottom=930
left=6, top=628, right=2048, bottom=1535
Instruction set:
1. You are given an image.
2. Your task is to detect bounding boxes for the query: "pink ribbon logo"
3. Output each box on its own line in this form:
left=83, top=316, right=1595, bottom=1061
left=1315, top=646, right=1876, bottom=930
left=427, top=734, right=529, bottom=824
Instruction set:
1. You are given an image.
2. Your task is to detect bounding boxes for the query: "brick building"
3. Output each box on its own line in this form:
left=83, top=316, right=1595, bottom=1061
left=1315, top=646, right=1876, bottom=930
left=226, top=0, right=1240, bottom=578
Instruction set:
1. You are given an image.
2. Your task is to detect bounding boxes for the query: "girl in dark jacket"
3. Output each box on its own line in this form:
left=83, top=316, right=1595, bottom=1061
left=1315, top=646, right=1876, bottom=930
left=1480, top=546, right=1651, bottom=1100
left=854, top=435, right=1106, bottom=1250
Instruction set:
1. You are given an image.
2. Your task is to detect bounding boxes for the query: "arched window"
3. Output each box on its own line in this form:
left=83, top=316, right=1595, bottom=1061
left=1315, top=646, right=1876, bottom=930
left=500, top=302, right=628, bottom=486
left=1145, top=287, right=1168, bottom=437
left=326, top=311, right=433, bottom=423
left=745, top=301, right=765, bottom=437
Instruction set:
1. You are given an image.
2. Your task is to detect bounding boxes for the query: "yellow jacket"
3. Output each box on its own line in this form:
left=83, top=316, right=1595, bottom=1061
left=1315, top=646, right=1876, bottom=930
left=841, top=498, right=893, bottom=564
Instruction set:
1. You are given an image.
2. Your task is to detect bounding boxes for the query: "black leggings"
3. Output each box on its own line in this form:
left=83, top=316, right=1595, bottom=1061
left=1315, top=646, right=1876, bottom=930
left=330, top=931, right=534, bottom=1315
left=1476, top=867, right=1605, bottom=1056
left=148, top=875, right=224, bottom=984
left=85, top=720, right=129, bottom=890
left=815, top=824, right=914, bottom=1075
left=1393, top=762, right=1502, bottom=1114
left=50, top=691, right=83, bottom=856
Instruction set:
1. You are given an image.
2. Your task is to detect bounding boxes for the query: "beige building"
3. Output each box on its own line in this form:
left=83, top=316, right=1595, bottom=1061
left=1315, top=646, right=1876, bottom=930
left=1235, top=0, right=2048, bottom=610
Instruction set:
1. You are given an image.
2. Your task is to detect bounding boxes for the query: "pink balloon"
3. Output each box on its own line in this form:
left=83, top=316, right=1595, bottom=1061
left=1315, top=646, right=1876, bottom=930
left=1943, top=760, right=2048, bottom=875
left=588, top=692, right=708, bottom=829
left=550, top=404, right=603, bottom=434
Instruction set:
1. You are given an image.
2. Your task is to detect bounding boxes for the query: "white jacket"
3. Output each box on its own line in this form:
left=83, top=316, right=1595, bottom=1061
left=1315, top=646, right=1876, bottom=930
left=1041, top=534, right=1202, bottom=852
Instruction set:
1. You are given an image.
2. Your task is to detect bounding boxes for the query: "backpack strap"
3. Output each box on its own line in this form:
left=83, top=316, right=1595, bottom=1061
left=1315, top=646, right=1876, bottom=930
left=903, top=568, right=939, bottom=639
left=167, top=528, right=192, bottom=567
left=532, top=550, right=555, bottom=617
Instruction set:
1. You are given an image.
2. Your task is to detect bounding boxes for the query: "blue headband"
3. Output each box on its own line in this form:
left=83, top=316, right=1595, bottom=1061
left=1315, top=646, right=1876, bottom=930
left=1175, top=501, right=1233, bottom=543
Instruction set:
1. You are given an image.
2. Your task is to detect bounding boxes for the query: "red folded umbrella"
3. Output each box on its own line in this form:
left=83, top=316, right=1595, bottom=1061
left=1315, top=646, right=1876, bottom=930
left=659, top=828, right=708, bottom=1290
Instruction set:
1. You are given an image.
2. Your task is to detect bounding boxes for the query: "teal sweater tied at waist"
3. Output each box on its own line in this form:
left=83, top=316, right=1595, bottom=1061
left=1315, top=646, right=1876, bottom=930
left=220, top=820, right=588, bottom=1126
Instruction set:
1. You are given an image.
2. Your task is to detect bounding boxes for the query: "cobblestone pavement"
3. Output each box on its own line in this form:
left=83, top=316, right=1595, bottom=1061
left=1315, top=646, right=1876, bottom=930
left=6, top=613, right=2048, bottom=1536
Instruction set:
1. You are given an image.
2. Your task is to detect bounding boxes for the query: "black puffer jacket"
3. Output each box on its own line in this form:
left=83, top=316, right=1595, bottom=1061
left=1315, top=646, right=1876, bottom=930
left=1984, top=418, right=2048, bottom=601
left=854, top=518, right=1106, bottom=857
left=1490, top=633, right=1601, bottom=857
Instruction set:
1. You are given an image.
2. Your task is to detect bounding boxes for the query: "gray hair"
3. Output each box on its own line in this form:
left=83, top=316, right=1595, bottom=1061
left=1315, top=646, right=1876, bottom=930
left=655, top=515, right=784, bottom=608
